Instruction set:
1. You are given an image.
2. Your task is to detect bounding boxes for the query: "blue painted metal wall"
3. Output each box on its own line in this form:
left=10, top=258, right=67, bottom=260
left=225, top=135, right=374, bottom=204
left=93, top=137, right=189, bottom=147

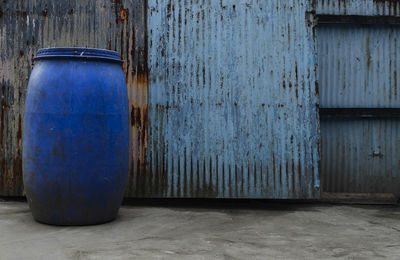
left=314, top=0, right=400, bottom=16
left=315, top=0, right=400, bottom=197
left=142, top=0, right=321, bottom=198
left=321, top=119, right=400, bottom=195
left=318, top=24, right=400, bottom=108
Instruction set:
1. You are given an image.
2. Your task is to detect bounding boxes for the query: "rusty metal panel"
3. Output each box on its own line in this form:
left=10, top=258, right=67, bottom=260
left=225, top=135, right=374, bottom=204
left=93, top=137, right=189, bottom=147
left=0, top=0, right=147, bottom=196
left=317, top=24, right=400, bottom=108
left=145, top=0, right=320, bottom=198
left=321, top=119, right=400, bottom=196
left=314, top=0, right=400, bottom=16
left=316, top=3, right=400, bottom=197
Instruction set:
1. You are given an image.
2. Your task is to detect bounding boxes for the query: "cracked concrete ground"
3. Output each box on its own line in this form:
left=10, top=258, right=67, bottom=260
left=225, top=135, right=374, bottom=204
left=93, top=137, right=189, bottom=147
left=0, top=200, right=399, bottom=259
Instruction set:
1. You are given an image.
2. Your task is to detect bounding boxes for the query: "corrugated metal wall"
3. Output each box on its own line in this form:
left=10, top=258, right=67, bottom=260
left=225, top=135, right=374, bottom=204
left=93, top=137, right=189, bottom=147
left=314, top=0, right=400, bottom=16
left=0, top=0, right=148, bottom=196
left=145, top=0, right=320, bottom=198
left=318, top=24, right=400, bottom=108
left=2, top=0, right=399, bottom=199
left=321, top=119, right=400, bottom=195
left=315, top=0, right=400, bottom=197
left=1, top=0, right=321, bottom=199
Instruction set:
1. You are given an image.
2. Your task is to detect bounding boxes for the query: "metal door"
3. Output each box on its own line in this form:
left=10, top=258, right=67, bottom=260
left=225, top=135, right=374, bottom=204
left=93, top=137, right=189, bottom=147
left=317, top=17, right=400, bottom=198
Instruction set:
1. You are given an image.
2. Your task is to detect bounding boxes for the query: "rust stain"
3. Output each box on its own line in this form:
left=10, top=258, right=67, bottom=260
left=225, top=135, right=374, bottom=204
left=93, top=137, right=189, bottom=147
left=108, top=0, right=149, bottom=197
left=130, top=103, right=148, bottom=143
left=42, top=8, right=48, bottom=17
left=129, top=74, right=148, bottom=155
left=111, top=0, right=129, bottom=25
left=131, top=106, right=141, bottom=127
left=118, top=8, right=129, bottom=24
left=17, top=115, right=21, bottom=141
left=0, top=84, right=9, bottom=147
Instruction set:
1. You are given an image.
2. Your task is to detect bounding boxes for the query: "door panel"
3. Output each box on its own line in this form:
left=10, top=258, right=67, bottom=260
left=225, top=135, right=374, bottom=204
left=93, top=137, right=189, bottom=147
left=317, top=23, right=400, bottom=197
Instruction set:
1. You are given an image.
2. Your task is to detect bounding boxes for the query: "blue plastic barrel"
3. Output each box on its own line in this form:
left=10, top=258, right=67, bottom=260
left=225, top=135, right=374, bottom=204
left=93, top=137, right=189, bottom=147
left=23, top=48, right=129, bottom=225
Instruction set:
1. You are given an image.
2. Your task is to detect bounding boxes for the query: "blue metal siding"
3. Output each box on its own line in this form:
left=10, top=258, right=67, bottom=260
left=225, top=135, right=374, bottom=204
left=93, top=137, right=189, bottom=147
left=314, top=0, right=400, bottom=16
left=316, top=1, right=400, bottom=197
left=321, top=119, right=400, bottom=195
left=317, top=24, right=400, bottom=108
left=145, top=0, right=320, bottom=198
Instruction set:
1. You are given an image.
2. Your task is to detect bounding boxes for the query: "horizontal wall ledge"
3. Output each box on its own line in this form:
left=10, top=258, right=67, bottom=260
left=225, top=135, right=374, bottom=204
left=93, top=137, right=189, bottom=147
left=316, top=15, right=400, bottom=25
left=319, top=108, right=400, bottom=119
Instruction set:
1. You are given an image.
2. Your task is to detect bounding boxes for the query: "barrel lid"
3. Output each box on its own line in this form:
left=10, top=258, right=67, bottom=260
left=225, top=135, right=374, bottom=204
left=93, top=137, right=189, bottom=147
left=34, top=47, right=123, bottom=63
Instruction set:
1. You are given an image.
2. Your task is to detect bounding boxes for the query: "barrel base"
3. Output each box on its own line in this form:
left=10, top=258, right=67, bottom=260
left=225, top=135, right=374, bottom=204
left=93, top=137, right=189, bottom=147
left=32, top=214, right=118, bottom=226
left=25, top=190, right=124, bottom=226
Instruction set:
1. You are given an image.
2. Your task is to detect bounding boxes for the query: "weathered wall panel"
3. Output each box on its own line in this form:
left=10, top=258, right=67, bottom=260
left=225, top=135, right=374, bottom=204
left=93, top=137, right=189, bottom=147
left=321, top=119, right=400, bottom=196
left=146, top=0, right=320, bottom=198
left=314, top=0, right=400, bottom=16
left=0, top=0, right=147, bottom=196
left=316, top=1, right=400, bottom=197
left=317, top=24, right=400, bottom=108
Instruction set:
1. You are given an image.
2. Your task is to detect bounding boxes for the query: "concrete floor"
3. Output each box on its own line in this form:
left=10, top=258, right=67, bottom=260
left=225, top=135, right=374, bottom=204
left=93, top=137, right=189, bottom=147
left=0, top=200, right=399, bottom=259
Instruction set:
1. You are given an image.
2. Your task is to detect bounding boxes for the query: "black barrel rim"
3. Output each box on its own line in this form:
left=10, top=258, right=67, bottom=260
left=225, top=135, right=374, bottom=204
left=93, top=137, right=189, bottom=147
left=34, top=47, right=123, bottom=63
